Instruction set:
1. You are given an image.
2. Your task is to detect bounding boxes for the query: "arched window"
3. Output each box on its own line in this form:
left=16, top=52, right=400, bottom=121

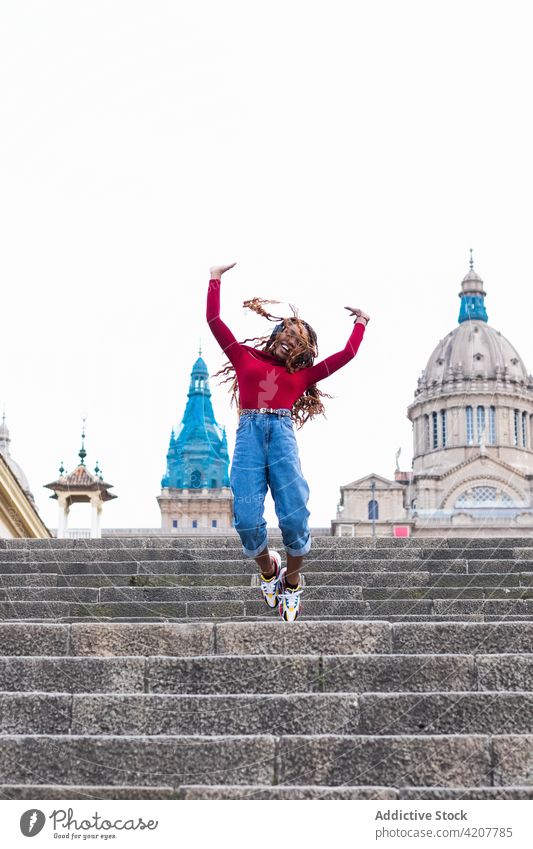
left=477, top=406, right=486, bottom=443
left=441, top=410, right=447, bottom=447
left=466, top=406, right=473, bottom=444
left=432, top=411, right=438, bottom=448
left=456, top=486, right=515, bottom=507
left=488, top=406, right=496, bottom=444
left=211, top=519, right=217, bottom=528
left=192, top=519, right=198, bottom=528
left=190, top=470, right=202, bottom=487
left=514, top=410, right=520, bottom=446
left=522, top=412, right=527, bottom=447
left=368, top=499, right=379, bottom=520
left=210, top=478, right=217, bottom=488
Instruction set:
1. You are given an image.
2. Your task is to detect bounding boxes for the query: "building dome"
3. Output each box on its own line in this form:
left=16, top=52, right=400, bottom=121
left=415, top=257, right=533, bottom=397
left=421, top=321, right=530, bottom=391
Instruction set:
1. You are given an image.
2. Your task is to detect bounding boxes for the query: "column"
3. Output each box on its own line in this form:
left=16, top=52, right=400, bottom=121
left=91, top=497, right=101, bottom=538
left=57, top=494, right=69, bottom=539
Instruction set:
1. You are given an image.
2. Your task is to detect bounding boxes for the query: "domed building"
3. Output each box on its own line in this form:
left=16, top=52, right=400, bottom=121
left=332, top=256, right=533, bottom=537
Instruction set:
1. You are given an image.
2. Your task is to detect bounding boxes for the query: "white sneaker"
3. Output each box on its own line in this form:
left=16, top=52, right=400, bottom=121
left=278, top=566, right=303, bottom=622
left=260, top=550, right=282, bottom=609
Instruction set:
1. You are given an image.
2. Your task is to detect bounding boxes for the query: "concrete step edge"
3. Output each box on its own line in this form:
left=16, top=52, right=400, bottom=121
left=2, top=783, right=533, bottom=800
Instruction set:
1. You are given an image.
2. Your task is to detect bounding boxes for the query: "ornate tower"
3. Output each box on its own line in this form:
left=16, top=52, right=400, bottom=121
left=158, top=347, right=233, bottom=531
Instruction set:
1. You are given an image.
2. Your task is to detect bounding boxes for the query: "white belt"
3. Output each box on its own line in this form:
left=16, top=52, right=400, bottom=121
left=240, top=408, right=291, bottom=417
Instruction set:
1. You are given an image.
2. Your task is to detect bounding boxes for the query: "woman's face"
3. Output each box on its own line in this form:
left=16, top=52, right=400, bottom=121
left=272, top=323, right=309, bottom=361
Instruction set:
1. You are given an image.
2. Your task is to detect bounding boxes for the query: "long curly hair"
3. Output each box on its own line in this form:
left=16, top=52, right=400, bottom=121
left=211, top=296, right=333, bottom=429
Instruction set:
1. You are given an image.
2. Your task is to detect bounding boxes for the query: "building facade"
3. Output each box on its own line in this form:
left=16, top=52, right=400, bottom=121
left=333, top=258, right=533, bottom=537
left=0, top=414, right=51, bottom=538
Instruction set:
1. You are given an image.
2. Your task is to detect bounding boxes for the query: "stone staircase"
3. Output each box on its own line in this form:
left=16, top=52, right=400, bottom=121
left=0, top=535, right=533, bottom=800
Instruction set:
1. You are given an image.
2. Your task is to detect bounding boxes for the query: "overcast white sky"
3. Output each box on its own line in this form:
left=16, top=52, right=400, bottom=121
left=1, top=1, right=533, bottom=531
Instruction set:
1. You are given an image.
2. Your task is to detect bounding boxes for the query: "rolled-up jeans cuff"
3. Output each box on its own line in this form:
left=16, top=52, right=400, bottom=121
left=241, top=534, right=269, bottom=558
left=284, top=534, right=312, bottom=557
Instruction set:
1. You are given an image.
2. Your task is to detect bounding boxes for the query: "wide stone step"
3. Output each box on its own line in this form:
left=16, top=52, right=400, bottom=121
left=2, top=782, right=533, bottom=800
left=1, top=536, right=531, bottom=550
left=0, top=548, right=443, bottom=562
left=0, top=559, right=479, bottom=573
left=0, top=654, right=522, bottom=693
left=3, top=691, right=533, bottom=736
left=30, top=584, right=527, bottom=601
left=7, top=652, right=528, bottom=693
left=3, top=547, right=525, bottom=564
left=3, top=620, right=533, bottom=656
left=22, top=614, right=527, bottom=624
left=0, top=548, right=434, bottom=563
left=0, top=531, right=440, bottom=554
left=2, top=598, right=533, bottom=620
left=48, top=572, right=533, bottom=588
left=3, top=571, right=533, bottom=590
left=4, top=584, right=533, bottom=602
left=1, top=733, right=529, bottom=786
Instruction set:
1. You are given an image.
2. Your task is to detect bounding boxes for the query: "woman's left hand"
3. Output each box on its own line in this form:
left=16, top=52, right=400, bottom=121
left=345, top=306, right=370, bottom=322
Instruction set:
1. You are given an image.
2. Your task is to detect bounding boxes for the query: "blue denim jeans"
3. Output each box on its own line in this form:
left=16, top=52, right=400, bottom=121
left=230, top=410, right=312, bottom=558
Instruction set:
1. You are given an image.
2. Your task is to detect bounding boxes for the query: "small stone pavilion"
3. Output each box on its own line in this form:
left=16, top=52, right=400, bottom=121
left=44, top=426, right=117, bottom=538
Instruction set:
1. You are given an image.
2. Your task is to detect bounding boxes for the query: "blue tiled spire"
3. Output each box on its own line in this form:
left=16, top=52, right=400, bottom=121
left=458, top=250, right=488, bottom=323
left=161, top=351, right=230, bottom=489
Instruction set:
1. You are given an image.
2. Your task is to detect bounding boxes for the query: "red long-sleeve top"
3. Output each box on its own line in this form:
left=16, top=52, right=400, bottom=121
left=206, top=278, right=366, bottom=410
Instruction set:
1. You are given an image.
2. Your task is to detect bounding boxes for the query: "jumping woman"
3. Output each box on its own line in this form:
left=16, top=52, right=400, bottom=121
left=206, top=262, right=369, bottom=621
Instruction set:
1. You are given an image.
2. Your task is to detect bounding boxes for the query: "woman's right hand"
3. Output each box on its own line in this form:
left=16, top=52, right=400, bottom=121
left=210, top=262, right=237, bottom=279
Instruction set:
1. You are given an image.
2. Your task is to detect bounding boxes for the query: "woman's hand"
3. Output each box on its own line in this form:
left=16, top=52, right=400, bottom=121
left=345, top=306, right=370, bottom=324
left=210, top=262, right=237, bottom=279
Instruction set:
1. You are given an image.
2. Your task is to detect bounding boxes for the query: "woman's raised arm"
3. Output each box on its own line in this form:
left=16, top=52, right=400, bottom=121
left=206, top=262, right=243, bottom=367
left=302, top=306, right=369, bottom=385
